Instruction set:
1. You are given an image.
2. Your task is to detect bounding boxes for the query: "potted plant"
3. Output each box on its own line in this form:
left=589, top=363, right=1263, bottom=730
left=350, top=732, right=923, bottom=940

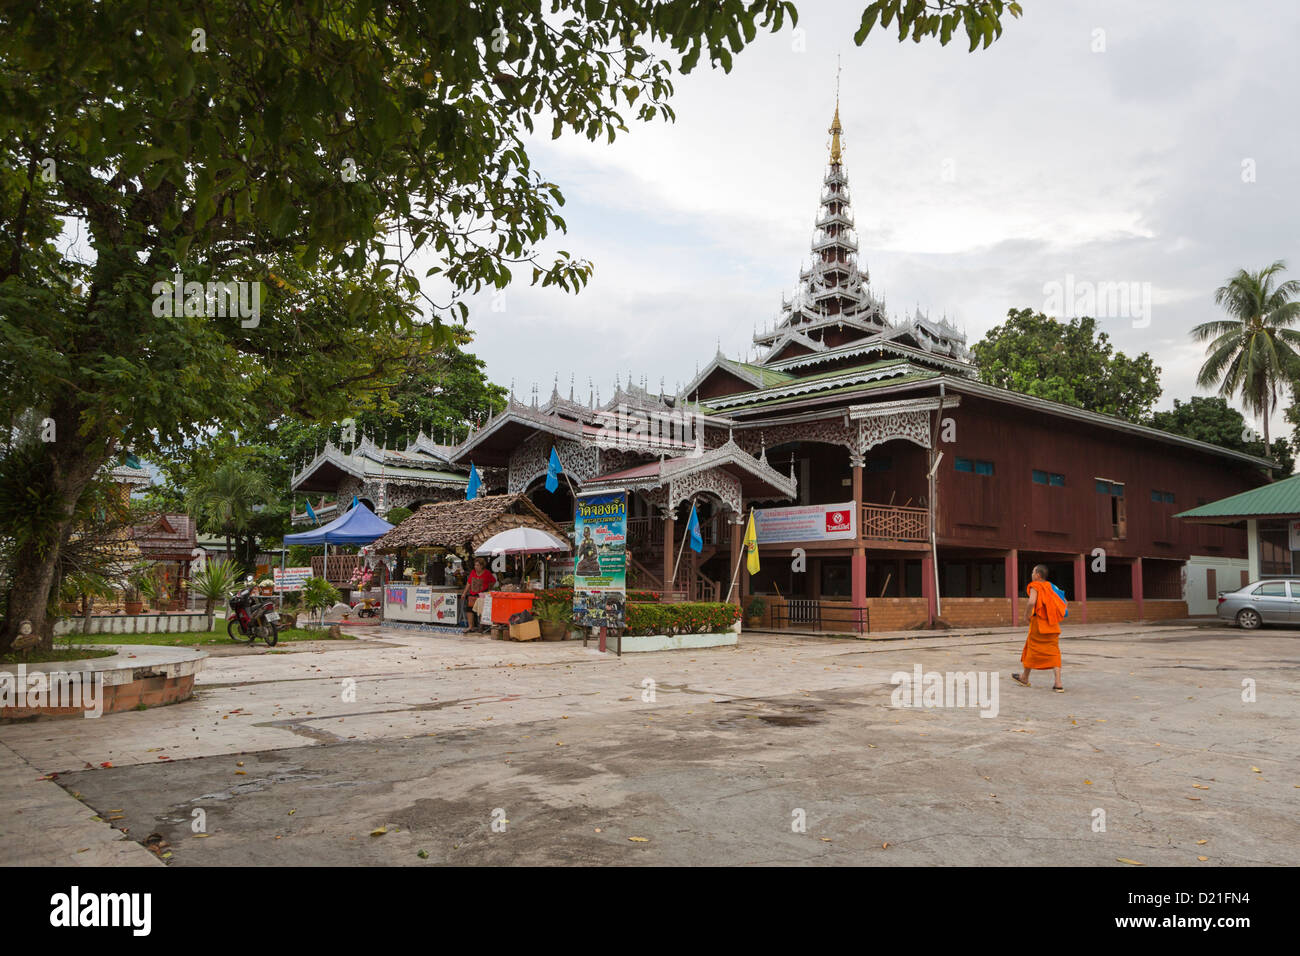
left=137, top=567, right=168, bottom=612
left=744, top=595, right=766, bottom=628
left=256, top=576, right=275, bottom=596
left=189, top=558, right=241, bottom=632
left=122, top=564, right=152, bottom=615
left=533, top=599, right=572, bottom=641
left=301, top=576, right=342, bottom=626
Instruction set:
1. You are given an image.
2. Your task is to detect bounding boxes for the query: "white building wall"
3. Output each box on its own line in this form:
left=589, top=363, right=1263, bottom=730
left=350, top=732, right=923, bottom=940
left=1184, top=555, right=1250, bottom=615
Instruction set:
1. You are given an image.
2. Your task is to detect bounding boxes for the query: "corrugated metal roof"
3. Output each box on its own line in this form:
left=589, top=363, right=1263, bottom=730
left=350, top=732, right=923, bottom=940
left=1176, top=474, right=1300, bottom=519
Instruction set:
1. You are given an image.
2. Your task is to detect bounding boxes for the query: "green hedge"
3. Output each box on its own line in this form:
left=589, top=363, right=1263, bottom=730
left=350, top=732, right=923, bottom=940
left=625, top=602, right=740, bottom=636
left=535, top=586, right=662, bottom=604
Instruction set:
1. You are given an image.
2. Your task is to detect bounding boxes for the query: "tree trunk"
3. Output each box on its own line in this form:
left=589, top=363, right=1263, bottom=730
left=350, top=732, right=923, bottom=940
left=0, top=406, right=111, bottom=652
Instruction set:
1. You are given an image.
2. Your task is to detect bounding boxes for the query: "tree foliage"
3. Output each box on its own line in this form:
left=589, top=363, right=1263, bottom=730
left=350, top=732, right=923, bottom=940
left=971, top=309, right=1162, bottom=422
left=0, top=0, right=807, bottom=647
left=1151, top=396, right=1293, bottom=478
left=855, top=0, right=1023, bottom=50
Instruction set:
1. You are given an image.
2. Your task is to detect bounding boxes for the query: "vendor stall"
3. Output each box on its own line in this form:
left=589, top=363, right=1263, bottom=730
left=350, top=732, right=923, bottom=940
left=370, top=493, right=569, bottom=634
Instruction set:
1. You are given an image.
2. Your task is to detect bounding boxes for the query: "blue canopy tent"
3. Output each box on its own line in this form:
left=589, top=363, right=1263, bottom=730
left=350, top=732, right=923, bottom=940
left=282, top=502, right=395, bottom=592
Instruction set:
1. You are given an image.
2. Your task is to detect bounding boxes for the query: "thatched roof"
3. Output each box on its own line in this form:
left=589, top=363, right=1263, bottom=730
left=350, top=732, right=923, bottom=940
left=372, top=494, right=564, bottom=552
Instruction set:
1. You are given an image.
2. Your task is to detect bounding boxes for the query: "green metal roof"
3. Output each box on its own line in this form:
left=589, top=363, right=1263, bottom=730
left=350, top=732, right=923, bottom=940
left=702, top=370, right=937, bottom=414
left=1175, top=474, right=1300, bottom=520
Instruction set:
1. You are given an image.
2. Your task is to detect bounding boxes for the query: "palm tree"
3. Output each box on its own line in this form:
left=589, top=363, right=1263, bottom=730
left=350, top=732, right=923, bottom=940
left=1193, top=260, right=1300, bottom=447
left=185, top=462, right=272, bottom=575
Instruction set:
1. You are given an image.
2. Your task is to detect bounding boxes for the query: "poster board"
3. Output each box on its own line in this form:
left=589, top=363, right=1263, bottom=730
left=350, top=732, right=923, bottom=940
left=572, top=492, right=628, bottom=629
left=753, top=502, right=856, bottom=543
left=274, top=567, right=313, bottom=591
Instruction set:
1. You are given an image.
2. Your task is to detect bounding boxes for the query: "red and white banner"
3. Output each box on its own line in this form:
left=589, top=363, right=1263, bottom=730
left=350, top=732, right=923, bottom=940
left=753, top=501, right=857, bottom=544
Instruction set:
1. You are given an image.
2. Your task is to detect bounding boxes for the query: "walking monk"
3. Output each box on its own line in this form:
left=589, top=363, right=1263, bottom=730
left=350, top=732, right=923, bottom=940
left=1012, top=564, right=1068, bottom=692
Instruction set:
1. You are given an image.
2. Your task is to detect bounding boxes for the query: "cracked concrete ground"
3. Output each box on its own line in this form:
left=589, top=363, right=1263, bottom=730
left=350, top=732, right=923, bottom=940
left=1, top=623, right=1296, bottom=866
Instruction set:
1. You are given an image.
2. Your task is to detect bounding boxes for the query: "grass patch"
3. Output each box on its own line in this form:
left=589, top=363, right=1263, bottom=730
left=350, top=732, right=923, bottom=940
left=0, top=647, right=119, bottom=666
left=73, top=619, right=356, bottom=647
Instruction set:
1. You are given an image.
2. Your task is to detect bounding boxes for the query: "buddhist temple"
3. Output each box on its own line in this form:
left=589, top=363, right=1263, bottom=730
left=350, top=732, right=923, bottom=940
left=291, top=101, right=1274, bottom=629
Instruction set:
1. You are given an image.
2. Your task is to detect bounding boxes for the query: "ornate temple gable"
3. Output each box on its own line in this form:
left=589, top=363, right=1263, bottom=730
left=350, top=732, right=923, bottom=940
left=289, top=438, right=468, bottom=522
left=507, top=432, right=601, bottom=495
left=751, top=102, right=972, bottom=373
left=582, top=437, right=797, bottom=515
left=728, top=395, right=961, bottom=467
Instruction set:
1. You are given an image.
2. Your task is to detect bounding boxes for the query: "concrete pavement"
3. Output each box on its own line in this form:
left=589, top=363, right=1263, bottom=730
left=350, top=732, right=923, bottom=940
left=1, top=620, right=1296, bottom=865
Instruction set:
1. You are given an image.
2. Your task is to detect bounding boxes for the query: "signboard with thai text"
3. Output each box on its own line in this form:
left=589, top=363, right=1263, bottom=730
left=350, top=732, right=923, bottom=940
left=753, top=502, right=857, bottom=544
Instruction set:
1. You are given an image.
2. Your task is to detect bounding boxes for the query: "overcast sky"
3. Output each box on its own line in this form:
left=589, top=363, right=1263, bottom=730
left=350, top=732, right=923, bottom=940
left=450, top=0, right=1299, bottom=435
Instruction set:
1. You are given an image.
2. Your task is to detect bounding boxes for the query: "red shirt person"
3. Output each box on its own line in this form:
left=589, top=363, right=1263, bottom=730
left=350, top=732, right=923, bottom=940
left=462, top=557, right=496, bottom=630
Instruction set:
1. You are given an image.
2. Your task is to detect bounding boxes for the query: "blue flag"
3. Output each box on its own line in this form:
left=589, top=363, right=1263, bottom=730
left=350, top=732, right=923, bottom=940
left=545, top=446, right=562, bottom=493
left=686, top=502, right=703, bottom=553
left=305, top=500, right=319, bottom=525
left=466, top=463, right=482, bottom=500
left=351, top=494, right=358, bottom=510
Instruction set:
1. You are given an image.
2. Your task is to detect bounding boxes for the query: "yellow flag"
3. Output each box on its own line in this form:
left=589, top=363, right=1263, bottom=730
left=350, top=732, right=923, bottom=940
left=744, top=509, right=760, bottom=575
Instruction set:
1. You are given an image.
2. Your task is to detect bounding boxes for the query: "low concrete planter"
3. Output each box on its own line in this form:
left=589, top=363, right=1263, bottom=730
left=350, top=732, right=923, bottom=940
left=53, top=613, right=210, bottom=636
left=1, top=645, right=206, bottom=720
left=616, top=624, right=740, bottom=653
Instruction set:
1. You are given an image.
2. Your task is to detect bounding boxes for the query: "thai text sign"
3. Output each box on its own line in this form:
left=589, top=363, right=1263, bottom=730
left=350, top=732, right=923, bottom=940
left=573, top=492, right=627, bottom=629
left=273, top=567, right=313, bottom=591
left=753, top=502, right=857, bottom=543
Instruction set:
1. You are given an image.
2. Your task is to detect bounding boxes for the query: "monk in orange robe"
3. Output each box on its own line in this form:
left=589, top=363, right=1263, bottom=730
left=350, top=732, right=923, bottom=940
left=1011, top=564, right=1068, bottom=692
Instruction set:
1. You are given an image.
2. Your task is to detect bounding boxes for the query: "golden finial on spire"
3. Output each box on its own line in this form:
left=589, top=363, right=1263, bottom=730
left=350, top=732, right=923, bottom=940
left=829, top=55, right=843, bottom=165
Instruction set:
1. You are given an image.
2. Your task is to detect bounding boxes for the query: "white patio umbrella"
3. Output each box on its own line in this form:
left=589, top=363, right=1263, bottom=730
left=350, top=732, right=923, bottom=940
left=474, top=527, right=571, bottom=555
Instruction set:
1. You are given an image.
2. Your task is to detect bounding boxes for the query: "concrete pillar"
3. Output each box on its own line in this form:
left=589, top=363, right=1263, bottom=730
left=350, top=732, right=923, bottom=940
left=662, top=511, right=674, bottom=595
left=1074, top=552, right=1087, bottom=624
left=1247, top=518, right=1260, bottom=583
left=922, top=554, right=936, bottom=626
left=1006, top=548, right=1019, bottom=626
left=1131, top=557, right=1144, bottom=620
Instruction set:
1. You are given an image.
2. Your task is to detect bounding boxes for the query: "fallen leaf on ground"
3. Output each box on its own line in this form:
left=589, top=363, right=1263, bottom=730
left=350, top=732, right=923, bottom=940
left=1192, top=784, right=1209, bottom=790
left=1197, top=856, right=1208, bottom=862
left=370, top=827, right=387, bottom=837
left=1196, top=839, right=1208, bottom=845
left=628, top=836, right=649, bottom=843
left=1116, top=858, right=1144, bottom=866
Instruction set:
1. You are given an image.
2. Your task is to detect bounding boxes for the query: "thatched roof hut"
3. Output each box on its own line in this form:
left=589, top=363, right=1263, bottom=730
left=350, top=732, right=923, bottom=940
left=372, top=494, right=565, bottom=553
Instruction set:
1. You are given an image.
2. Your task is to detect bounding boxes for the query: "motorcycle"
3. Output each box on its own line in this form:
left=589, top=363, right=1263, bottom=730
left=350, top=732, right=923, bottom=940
left=352, top=597, right=381, bottom=619
left=227, top=583, right=280, bottom=647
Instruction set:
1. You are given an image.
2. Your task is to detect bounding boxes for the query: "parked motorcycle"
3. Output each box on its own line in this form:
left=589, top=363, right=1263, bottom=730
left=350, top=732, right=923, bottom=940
left=227, top=583, right=280, bottom=647
left=352, top=597, right=381, bottom=619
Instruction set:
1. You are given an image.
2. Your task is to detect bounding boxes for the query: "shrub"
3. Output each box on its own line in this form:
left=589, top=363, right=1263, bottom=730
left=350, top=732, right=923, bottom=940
left=625, top=602, right=740, bottom=636
left=745, top=595, right=766, bottom=619
left=534, top=586, right=662, bottom=604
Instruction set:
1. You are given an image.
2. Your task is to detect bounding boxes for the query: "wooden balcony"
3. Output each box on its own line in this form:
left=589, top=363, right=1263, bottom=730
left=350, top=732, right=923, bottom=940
left=861, top=502, right=929, bottom=543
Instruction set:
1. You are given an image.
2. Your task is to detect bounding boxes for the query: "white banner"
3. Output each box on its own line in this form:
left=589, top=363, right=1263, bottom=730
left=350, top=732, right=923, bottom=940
left=1288, top=519, right=1300, bottom=552
left=753, top=501, right=856, bottom=544
left=273, top=567, right=313, bottom=591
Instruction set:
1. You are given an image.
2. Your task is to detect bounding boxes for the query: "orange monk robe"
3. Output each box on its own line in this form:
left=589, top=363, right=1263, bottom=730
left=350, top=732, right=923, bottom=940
left=1021, top=580, right=1067, bottom=670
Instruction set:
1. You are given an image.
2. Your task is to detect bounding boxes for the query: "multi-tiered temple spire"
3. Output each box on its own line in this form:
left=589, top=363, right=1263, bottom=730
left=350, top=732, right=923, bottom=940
left=753, top=99, right=890, bottom=359
left=752, top=99, right=968, bottom=368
